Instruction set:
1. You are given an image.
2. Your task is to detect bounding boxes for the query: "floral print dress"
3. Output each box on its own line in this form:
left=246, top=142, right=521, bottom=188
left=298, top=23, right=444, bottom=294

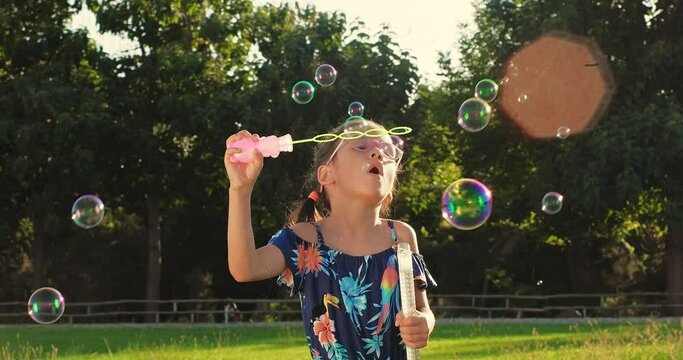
left=267, top=220, right=438, bottom=360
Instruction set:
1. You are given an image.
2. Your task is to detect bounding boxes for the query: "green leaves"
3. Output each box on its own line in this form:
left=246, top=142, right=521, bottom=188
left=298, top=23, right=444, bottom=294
left=3, top=0, right=680, bottom=300
left=408, top=0, right=683, bottom=293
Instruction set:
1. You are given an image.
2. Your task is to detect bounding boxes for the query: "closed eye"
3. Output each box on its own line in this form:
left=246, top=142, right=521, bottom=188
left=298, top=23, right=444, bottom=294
left=351, top=140, right=400, bottom=160
left=352, top=140, right=389, bottom=151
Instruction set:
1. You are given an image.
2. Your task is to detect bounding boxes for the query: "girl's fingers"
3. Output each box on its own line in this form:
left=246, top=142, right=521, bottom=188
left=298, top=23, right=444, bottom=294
left=403, top=334, right=428, bottom=346
left=395, top=311, right=403, bottom=326
left=399, top=326, right=424, bottom=336
left=226, top=147, right=242, bottom=156
left=401, top=316, right=421, bottom=326
left=226, top=130, right=252, bottom=144
left=252, top=149, right=264, bottom=168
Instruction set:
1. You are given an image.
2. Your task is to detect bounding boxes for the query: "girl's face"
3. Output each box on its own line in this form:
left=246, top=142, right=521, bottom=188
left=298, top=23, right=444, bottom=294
left=325, top=128, right=402, bottom=203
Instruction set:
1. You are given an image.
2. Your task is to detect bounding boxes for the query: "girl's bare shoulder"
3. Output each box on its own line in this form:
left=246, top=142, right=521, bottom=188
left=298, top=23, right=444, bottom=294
left=389, top=219, right=420, bottom=253
left=288, top=222, right=318, bottom=245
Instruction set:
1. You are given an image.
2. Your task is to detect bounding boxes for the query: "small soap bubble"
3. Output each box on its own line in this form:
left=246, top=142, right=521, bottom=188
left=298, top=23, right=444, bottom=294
left=458, top=98, right=492, bottom=132
left=28, top=287, right=65, bottom=324
left=556, top=126, right=571, bottom=139
left=542, top=192, right=564, bottom=215
left=343, top=116, right=369, bottom=134
left=347, top=101, right=364, bottom=117
left=474, top=79, right=498, bottom=102
left=314, top=64, right=337, bottom=87
left=291, top=81, right=315, bottom=104
left=71, top=195, right=105, bottom=229
left=390, top=135, right=404, bottom=150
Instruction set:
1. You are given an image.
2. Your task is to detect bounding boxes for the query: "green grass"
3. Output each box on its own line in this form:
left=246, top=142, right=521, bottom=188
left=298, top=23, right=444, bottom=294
left=0, top=320, right=682, bottom=359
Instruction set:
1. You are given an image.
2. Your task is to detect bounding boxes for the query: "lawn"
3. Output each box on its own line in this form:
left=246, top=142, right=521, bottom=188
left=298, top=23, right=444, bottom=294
left=0, top=319, right=681, bottom=359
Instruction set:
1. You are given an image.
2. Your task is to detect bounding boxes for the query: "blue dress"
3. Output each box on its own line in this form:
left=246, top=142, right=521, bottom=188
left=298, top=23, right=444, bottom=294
left=267, top=219, right=438, bottom=360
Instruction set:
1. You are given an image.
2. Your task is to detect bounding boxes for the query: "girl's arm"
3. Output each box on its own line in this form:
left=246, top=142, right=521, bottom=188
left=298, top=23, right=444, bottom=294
left=227, top=188, right=286, bottom=282
left=225, top=131, right=285, bottom=282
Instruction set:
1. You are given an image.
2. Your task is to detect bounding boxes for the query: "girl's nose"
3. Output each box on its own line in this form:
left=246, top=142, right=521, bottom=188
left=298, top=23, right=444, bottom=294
left=369, top=147, right=383, bottom=160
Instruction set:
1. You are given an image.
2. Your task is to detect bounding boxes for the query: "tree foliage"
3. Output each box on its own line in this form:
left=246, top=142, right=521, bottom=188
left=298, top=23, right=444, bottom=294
left=1, top=0, right=682, bottom=308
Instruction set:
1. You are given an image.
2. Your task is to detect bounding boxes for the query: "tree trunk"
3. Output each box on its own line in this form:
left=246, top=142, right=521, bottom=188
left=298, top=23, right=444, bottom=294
left=31, top=215, right=45, bottom=289
left=666, top=220, right=683, bottom=316
left=144, top=196, right=162, bottom=322
left=565, top=239, right=595, bottom=292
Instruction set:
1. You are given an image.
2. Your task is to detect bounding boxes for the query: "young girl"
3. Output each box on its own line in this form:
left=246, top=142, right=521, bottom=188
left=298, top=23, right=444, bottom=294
left=225, top=119, right=437, bottom=359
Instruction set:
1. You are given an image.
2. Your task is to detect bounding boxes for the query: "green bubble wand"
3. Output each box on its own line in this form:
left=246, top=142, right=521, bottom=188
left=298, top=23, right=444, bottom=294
left=227, top=126, right=412, bottom=163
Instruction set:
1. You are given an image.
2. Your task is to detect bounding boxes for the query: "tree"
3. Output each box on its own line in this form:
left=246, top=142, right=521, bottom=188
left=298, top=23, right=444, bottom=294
left=409, top=0, right=683, bottom=305
left=0, top=0, right=112, bottom=297
left=86, top=0, right=254, bottom=318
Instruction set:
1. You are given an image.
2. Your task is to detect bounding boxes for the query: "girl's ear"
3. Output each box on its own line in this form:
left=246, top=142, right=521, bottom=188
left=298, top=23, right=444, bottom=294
left=317, top=164, right=335, bottom=188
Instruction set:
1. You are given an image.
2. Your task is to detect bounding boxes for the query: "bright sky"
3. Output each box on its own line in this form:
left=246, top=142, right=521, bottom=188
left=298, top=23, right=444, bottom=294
left=69, top=0, right=476, bottom=85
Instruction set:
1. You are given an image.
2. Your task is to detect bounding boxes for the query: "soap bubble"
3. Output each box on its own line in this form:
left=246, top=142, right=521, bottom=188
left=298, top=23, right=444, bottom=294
left=28, top=287, right=65, bottom=324
left=556, top=126, right=571, bottom=139
left=315, top=64, right=337, bottom=87
left=458, top=98, right=492, bottom=132
left=291, top=81, right=315, bottom=104
left=441, top=179, right=493, bottom=230
left=390, top=135, right=404, bottom=150
left=347, top=101, right=364, bottom=117
left=71, top=195, right=105, bottom=229
left=474, top=79, right=499, bottom=102
left=343, top=116, right=368, bottom=134
left=542, top=192, right=564, bottom=215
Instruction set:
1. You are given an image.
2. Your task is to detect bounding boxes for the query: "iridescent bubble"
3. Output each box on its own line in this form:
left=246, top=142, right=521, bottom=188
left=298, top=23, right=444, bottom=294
left=518, top=94, right=528, bottom=103
left=474, top=79, right=498, bottom=102
left=542, top=192, right=563, bottom=215
left=458, top=98, right=492, bottom=132
left=347, top=101, right=364, bottom=117
left=314, top=64, right=337, bottom=87
left=343, top=116, right=368, bottom=133
left=291, top=81, right=315, bottom=104
left=390, top=135, right=404, bottom=150
left=28, top=287, right=65, bottom=324
left=537, top=280, right=544, bottom=286
left=441, top=179, right=493, bottom=230
left=556, top=126, right=571, bottom=139
left=71, top=195, right=105, bottom=229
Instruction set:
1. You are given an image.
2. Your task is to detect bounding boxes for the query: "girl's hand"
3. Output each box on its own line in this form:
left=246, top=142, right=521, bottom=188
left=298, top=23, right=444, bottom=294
left=224, top=130, right=264, bottom=192
left=395, top=311, right=430, bottom=349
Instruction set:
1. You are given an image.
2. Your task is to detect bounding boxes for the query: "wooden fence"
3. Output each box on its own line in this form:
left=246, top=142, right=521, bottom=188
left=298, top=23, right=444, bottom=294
left=2, top=292, right=683, bottom=324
